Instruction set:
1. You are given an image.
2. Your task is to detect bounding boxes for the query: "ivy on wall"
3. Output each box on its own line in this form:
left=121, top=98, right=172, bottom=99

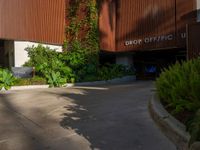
left=64, top=0, right=99, bottom=52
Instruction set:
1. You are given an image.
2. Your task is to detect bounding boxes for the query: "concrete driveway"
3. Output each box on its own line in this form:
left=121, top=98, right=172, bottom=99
left=0, top=81, right=176, bottom=150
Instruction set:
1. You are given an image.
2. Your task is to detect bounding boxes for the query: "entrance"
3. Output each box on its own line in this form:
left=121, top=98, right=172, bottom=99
left=133, top=49, right=186, bottom=80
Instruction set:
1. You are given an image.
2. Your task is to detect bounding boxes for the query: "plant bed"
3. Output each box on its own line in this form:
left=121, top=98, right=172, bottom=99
left=3, top=75, right=136, bottom=91
left=149, top=94, right=200, bottom=150
left=152, top=58, right=200, bottom=150
left=14, top=76, right=47, bottom=86
left=149, top=94, right=190, bottom=150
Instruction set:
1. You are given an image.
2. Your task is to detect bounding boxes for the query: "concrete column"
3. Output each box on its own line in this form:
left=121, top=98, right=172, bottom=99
left=116, top=55, right=133, bottom=67
left=4, top=40, right=15, bottom=67
left=197, top=0, right=200, bottom=22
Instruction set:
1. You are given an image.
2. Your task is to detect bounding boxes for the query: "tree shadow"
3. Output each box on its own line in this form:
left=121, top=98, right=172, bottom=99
left=58, top=87, right=117, bottom=150
left=56, top=83, right=166, bottom=150
left=0, top=93, right=49, bottom=150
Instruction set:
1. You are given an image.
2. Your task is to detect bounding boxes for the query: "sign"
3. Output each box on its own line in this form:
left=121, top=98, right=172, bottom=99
left=11, top=67, right=34, bottom=78
left=125, top=34, right=174, bottom=46
left=125, top=33, right=187, bottom=46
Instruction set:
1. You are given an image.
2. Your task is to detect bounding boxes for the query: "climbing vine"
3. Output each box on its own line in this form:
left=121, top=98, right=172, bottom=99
left=64, top=0, right=99, bottom=52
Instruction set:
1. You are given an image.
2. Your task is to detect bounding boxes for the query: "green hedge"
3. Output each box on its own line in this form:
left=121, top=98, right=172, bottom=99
left=24, top=44, right=134, bottom=87
left=156, top=58, right=200, bottom=145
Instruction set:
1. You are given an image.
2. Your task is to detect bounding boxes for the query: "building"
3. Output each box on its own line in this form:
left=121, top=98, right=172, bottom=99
left=0, top=0, right=65, bottom=67
left=0, top=0, right=200, bottom=76
left=99, top=0, right=200, bottom=78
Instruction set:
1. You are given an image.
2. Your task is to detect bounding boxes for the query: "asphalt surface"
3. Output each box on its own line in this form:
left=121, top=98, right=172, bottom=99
left=0, top=81, right=176, bottom=150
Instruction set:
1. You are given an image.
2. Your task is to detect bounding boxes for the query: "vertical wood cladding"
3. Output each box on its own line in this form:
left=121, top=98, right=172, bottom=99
left=187, top=23, right=200, bottom=59
left=99, top=0, right=116, bottom=51
left=116, top=0, right=176, bottom=52
left=99, top=0, right=197, bottom=52
left=176, top=0, right=196, bottom=47
left=0, top=0, right=65, bottom=45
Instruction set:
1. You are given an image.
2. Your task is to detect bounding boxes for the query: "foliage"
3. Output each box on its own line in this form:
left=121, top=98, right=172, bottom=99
left=63, top=0, right=100, bottom=82
left=0, top=68, right=16, bottom=90
left=45, top=71, right=67, bottom=88
left=187, top=109, right=200, bottom=146
left=15, top=76, right=46, bottom=86
left=156, top=59, right=200, bottom=114
left=97, top=64, right=134, bottom=81
left=156, top=58, right=200, bottom=145
left=24, top=45, right=75, bottom=87
left=61, top=40, right=99, bottom=82
left=65, top=0, right=99, bottom=51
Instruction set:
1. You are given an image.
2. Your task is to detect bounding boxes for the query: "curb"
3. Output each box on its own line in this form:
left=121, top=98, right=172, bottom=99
left=149, top=94, right=190, bottom=150
left=10, top=85, right=49, bottom=91
left=1, top=75, right=136, bottom=91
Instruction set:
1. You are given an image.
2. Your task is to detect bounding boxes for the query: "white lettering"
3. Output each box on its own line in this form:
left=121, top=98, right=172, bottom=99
left=181, top=33, right=186, bottom=39
left=125, top=34, right=174, bottom=46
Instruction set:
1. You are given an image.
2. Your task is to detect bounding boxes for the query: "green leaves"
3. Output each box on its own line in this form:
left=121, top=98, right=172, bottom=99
left=46, top=71, right=66, bottom=88
left=24, top=45, right=75, bottom=87
left=0, top=69, right=15, bottom=90
left=156, top=59, right=200, bottom=113
left=187, top=110, right=200, bottom=146
left=156, top=58, right=200, bottom=145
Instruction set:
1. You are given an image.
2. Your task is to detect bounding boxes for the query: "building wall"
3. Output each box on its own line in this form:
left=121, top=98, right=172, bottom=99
left=187, top=22, right=200, bottom=59
left=99, top=0, right=197, bottom=52
left=0, top=0, right=65, bottom=45
left=116, top=0, right=176, bottom=52
left=99, top=0, right=116, bottom=51
left=14, top=41, right=62, bottom=67
left=176, top=0, right=197, bottom=47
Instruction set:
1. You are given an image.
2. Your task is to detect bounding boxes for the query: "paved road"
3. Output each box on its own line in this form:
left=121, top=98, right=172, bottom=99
left=0, top=81, right=176, bottom=150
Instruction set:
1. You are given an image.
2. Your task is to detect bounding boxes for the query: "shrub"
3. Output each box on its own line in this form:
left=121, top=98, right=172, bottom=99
left=156, top=59, right=200, bottom=114
left=0, top=68, right=16, bottom=90
left=61, top=40, right=99, bottom=82
left=97, top=64, right=134, bottom=81
left=45, top=71, right=67, bottom=88
left=156, top=58, right=200, bottom=145
left=24, top=45, right=75, bottom=86
left=24, top=44, right=135, bottom=86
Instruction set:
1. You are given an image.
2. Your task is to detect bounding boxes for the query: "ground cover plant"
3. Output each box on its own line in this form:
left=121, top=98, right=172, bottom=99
left=0, top=68, right=16, bottom=90
left=156, top=58, right=200, bottom=146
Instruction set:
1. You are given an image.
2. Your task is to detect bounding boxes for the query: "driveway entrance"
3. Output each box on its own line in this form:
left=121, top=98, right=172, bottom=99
left=0, top=82, right=176, bottom=150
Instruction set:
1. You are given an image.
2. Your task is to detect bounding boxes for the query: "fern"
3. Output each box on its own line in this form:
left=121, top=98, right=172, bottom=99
left=187, top=109, right=200, bottom=146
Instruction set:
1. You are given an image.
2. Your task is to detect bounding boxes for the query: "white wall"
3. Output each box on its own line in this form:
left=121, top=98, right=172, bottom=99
left=14, top=41, right=62, bottom=67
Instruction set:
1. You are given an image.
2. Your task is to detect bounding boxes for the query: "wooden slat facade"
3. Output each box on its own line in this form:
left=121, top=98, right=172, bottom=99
left=176, top=0, right=197, bottom=47
left=99, top=0, right=116, bottom=52
left=0, top=0, right=65, bottom=45
left=99, top=0, right=197, bottom=52
left=116, top=0, right=176, bottom=52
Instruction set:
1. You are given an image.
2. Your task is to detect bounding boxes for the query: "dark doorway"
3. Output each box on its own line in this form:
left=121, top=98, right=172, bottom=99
left=0, top=40, right=5, bottom=67
left=133, top=49, right=187, bottom=80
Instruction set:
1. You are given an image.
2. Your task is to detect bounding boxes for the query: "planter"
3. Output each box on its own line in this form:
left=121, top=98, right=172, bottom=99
left=1, top=75, right=136, bottom=91
left=148, top=93, right=200, bottom=150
